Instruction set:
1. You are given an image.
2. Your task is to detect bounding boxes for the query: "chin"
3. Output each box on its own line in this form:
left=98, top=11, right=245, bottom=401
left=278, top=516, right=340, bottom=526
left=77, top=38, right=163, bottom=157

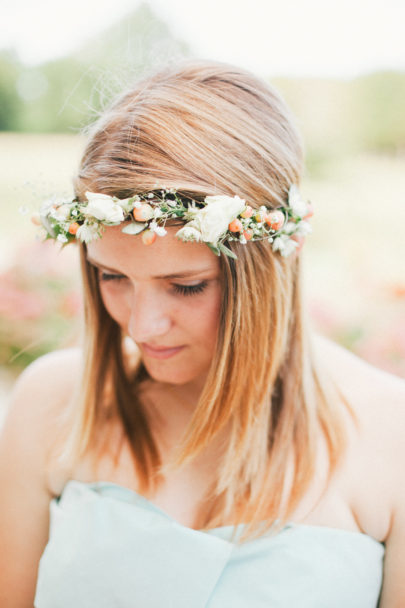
left=143, top=361, right=205, bottom=387
left=147, top=370, right=196, bottom=386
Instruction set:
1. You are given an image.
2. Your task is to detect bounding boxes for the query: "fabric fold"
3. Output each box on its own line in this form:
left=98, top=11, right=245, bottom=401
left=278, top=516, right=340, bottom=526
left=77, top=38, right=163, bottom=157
left=34, top=480, right=384, bottom=608
left=35, top=481, right=233, bottom=608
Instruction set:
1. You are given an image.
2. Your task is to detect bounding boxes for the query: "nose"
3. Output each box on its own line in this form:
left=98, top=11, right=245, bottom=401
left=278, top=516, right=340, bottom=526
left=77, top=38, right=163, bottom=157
left=126, top=285, right=172, bottom=343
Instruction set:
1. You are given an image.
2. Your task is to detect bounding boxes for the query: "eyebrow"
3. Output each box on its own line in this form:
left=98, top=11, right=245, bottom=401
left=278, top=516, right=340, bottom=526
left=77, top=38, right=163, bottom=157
left=86, top=257, right=215, bottom=280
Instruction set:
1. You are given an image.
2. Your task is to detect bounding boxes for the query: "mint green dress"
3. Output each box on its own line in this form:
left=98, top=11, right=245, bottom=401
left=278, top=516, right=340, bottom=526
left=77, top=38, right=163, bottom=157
left=34, top=480, right=384, bottom=607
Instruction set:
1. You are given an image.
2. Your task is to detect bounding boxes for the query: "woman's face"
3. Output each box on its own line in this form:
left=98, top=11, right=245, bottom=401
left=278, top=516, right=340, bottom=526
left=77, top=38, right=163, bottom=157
left=86, top=226, right=222, bottom=387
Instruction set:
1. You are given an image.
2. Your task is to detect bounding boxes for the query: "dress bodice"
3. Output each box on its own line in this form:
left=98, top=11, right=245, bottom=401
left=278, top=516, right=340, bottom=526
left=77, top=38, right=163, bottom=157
left=34, top=480, right=384, bottom=607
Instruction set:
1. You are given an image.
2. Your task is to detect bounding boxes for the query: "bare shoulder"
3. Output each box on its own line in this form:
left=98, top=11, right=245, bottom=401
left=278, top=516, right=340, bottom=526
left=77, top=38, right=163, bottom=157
left=312, top=336, right=405, bottom=608
left=10, top=346, right=82, bottom=413
left=313, top=333, right=405, bottom=534
left=312, top=331, right=405, bottom=415
left=2, top=347, right=82, bottom=488
left=312, top=332, right=405, bottom=460
left=0, top=348, right=82, bottom=606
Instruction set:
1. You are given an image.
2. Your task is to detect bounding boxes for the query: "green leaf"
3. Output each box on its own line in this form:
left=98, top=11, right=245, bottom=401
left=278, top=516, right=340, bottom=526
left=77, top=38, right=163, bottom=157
left=121, top=221, right=146, bottom=235
left=218, top=242, right=238, bottom=259
left=206, top=243, right=221, bottom=256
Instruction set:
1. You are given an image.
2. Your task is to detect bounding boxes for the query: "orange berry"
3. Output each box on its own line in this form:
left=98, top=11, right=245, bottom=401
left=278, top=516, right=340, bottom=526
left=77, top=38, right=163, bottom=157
left=133, top=204, right=154, bottom=222
left=228, top=218, right=243, bottom=233
left=304, top=203, right=314, bottom=220
left=68, top=222, right=80, bottom=235
left=241, top=206, right=253, bottom=219
left=31, top=212, right=41, bottom=226
left=141, top=229, right=157, bottom=245
left=265, top=210, right=285, bottom=231
left=243, top=229, right=253, bottom=241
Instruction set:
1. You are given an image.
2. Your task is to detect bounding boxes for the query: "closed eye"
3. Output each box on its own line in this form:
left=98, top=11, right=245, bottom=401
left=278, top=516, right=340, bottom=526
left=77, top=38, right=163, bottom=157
left=96, top=266, right=209, bottom=295
left=99, top=271, right=127, bottom=282
left=172, top=281, right=208, bottom=296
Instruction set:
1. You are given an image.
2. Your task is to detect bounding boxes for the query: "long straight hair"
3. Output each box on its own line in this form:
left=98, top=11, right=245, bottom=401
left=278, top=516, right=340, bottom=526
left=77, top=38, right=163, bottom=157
left=60, top=60, right=347, bottom=536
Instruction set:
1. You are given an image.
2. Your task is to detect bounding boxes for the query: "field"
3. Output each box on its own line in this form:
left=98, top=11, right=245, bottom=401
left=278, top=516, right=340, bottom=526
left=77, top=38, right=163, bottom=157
left=1, top=133, right=404, bottom=408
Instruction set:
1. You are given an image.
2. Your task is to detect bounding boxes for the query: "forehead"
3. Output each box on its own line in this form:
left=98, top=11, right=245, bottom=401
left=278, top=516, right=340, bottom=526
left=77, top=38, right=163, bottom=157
left=86, top=225, right=220, bottom=278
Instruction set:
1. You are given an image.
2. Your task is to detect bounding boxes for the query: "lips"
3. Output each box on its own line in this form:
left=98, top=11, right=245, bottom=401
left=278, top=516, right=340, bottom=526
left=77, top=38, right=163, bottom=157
left=141, top=343, right=185, bottom=360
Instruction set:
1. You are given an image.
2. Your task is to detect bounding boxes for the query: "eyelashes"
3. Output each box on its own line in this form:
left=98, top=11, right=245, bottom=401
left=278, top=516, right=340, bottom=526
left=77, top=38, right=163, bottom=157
left=98, top=271, right=208, bottom=297
left=172, top=281, right=208, bottom=296
left=99, top=272, right=126, bottom=282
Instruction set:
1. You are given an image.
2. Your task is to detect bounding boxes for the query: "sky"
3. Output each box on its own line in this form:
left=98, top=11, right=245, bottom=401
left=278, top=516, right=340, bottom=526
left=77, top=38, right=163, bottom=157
left=2, top=0, right=405, bottom=78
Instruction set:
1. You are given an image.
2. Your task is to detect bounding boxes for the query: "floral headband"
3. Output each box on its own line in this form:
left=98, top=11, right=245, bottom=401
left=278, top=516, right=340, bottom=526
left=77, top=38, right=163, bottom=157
left=35, top=185, right=313, bottom=259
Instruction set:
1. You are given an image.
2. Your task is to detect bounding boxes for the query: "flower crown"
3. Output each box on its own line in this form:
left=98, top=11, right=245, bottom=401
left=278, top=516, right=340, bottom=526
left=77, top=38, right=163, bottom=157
left=36, top=185, right=313, bottom=259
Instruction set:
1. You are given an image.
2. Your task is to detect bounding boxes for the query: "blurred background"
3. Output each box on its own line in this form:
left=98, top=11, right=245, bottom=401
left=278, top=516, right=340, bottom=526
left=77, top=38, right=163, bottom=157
left=1, top=0, right=405, bottom=413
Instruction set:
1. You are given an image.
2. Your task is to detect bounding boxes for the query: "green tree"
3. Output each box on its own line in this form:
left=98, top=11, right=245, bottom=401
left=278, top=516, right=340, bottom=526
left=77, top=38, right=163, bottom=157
left=0, top=50, right=23, bottom=130
left=11, top=2, right=189, bottom=133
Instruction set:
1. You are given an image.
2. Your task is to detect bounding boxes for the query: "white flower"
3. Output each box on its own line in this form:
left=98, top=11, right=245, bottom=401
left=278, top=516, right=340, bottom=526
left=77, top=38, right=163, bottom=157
left=76, top=222, right=101, bottom=244
left=149, top=221, right=167, bottom=237
left=284, top=221, right=297, bottom=235
left=272, top=235, right=298, bottom=257
left=116, top=197, right=135, bottom=214
left=51, top=203, right=72, bottom=222
left=193, top=195, right=246, bottom=244
left=133, top=200, right=142, bottom=209
left=288, top=185, right=308, bottom=218
left=57, top=233, right=68, bottom=243
left=295, top=220, right=312, bottom=236
left=85, top=192, right=125, bottom=223
left=184, top=202, right=199, bottom=217
left=39, top=199, right=58, bottom=237
left=176, top=224, right=202, bottom=243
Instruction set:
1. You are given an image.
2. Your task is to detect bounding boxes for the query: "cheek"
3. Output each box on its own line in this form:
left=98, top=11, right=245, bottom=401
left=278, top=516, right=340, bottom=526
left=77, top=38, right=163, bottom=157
left=99, top=284, right=130, bottom=325
left=186, top=289, right=221, bottom=346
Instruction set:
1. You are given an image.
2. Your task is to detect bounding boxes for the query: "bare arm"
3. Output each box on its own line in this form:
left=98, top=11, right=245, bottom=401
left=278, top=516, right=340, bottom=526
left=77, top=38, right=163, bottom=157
left=0, top=350, right=79, bottom=608
left=313, top=332, right=405, bottom=604
left=380, top=502, right=405, bottom=606
left=378, top=394, right=405, bottom=607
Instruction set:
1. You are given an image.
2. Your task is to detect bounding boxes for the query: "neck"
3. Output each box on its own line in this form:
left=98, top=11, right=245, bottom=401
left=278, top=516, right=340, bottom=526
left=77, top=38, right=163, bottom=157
left=165, top=374, right=207, bottom=408
left=138, top=372, right=227, bottom=486
left=139, top=374, right=207, bottom=447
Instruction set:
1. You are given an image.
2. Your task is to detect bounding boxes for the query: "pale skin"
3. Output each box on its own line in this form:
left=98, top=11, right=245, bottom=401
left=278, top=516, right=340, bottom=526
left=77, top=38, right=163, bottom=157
left=1, top=226, right=405, bottom=607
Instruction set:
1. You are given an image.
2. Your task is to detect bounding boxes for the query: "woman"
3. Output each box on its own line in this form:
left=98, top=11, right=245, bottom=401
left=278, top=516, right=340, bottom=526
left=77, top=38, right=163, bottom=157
left=1, top=60, right=404, bottom=607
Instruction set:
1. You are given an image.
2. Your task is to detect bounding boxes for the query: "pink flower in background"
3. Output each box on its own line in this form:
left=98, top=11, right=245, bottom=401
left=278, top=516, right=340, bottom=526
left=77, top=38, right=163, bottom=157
left=0, top=279, right=46, bottom=320
left=0, top=242, right=81, bottom=371
left=60, top=291, right=83, bottom=317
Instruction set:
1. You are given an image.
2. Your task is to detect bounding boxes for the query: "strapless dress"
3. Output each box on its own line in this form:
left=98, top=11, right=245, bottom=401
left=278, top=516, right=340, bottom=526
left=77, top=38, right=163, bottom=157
left=34, top=480, right=384, bottom=607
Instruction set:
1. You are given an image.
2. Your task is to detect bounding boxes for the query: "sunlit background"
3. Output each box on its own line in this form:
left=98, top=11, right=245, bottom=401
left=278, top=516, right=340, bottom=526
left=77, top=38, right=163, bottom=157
left=1, top=0, right=405, bottom=412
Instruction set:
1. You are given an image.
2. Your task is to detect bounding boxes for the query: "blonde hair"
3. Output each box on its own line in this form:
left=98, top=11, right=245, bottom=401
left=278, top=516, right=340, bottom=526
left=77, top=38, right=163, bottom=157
left=65, top=60, right=346, bottom=537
